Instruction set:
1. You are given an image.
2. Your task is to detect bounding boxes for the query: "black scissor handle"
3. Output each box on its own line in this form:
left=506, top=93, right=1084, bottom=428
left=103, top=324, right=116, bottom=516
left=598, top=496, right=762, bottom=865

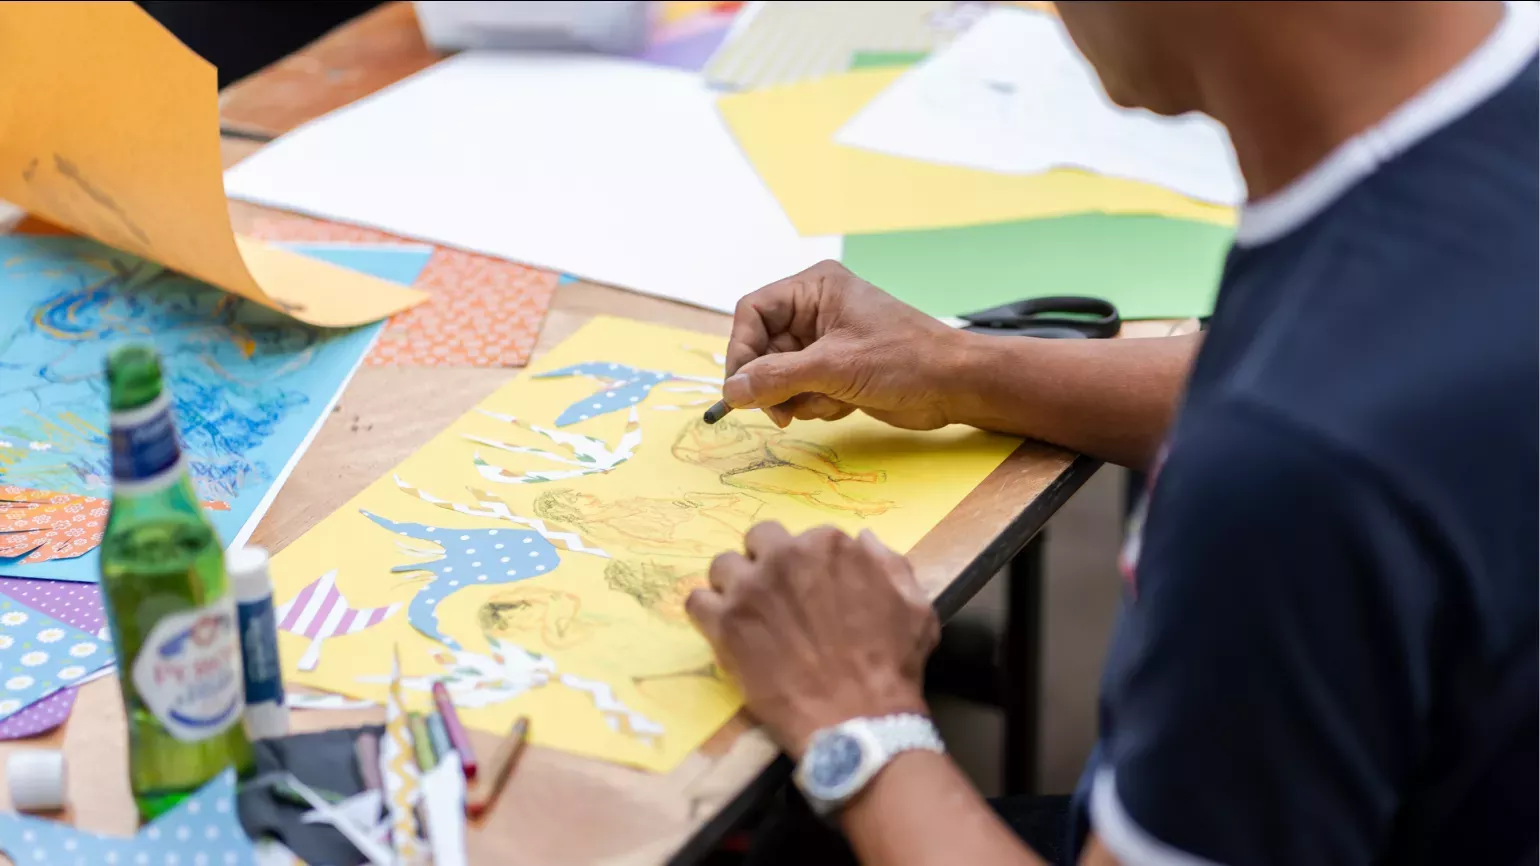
left=960, top=295, right=1121, bottom=339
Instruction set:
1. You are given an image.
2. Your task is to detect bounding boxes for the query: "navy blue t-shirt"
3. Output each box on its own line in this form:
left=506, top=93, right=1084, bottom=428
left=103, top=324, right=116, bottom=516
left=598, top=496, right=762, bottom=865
left=1078, top=51, right=1538, bottom=866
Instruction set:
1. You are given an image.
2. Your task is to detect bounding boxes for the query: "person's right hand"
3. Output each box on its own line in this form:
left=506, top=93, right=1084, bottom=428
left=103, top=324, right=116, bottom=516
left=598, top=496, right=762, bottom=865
left=722, top=260, right=970, bottom=430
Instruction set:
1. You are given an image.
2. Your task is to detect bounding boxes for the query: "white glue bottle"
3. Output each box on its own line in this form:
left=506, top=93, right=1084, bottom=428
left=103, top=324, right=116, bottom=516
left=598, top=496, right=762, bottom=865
left=227, top=546, right=290, bottom=740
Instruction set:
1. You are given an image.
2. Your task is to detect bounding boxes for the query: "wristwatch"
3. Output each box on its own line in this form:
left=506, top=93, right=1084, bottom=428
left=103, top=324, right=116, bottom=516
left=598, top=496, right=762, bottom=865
left=793, top=713, right=945, bottom=817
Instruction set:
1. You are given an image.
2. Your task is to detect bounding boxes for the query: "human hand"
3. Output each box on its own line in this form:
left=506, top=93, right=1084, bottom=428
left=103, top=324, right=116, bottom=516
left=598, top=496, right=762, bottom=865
left=723, top=260, right=970, bottom=430
left=686, top=523, right=940, bottom=758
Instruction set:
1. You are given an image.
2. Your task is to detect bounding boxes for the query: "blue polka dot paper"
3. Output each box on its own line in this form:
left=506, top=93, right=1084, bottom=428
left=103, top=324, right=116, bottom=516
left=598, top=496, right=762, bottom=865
left=0, top=596, right=111, bottom=722
left=0, top=769, right=253, bottom=866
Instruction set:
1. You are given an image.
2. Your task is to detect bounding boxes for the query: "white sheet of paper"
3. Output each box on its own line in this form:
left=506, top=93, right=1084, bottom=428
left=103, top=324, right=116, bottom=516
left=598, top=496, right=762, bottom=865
left=223, top=53, right=840, bottom=313
left=834, top=8, right=1245, bottom=206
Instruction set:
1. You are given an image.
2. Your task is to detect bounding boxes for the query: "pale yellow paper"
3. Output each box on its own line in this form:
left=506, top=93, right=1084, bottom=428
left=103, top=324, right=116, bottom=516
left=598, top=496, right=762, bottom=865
left=271, top=317, right=1020, bottom=772
left=716, top=67, right=1236, bottom=236
left=0, top=2, right=427, bottom=327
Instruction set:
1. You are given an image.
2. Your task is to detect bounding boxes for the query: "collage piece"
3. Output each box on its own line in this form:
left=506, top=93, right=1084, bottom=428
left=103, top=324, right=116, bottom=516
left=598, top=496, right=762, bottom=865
left=0, top=233, right=427, bottom=582
left=0, top=594, right=111, bottom=728
left=251, top=216, right=561, bottom=368
left=0, top=769, right=254, bottom=866
left=0, top=580, right=107, bottom=739
left=268, top=316, right=1021, bottom=772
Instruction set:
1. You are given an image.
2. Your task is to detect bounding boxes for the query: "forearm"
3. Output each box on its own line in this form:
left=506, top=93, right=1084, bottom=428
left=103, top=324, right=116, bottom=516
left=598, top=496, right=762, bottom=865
left=941, top=331, right=1202, bottom=470
left=841, top=751, right=1047, bottom=866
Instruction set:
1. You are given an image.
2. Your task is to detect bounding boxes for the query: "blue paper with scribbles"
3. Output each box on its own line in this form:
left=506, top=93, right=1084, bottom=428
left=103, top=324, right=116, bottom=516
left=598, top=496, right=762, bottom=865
left=0, top=235, right=431, bottom=582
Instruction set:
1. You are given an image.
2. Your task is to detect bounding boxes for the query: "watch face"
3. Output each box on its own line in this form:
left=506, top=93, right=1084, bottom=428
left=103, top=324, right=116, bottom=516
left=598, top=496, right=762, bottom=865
left=807, top=732, right=865, bottom=793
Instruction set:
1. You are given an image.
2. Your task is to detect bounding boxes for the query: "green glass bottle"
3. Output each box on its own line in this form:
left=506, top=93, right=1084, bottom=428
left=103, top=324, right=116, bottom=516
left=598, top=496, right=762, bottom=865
left=98, top=344, right=254, bottom=821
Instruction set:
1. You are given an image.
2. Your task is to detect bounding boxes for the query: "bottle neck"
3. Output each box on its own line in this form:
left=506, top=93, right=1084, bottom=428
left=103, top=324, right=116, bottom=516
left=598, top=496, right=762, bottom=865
left=110, top=391, right=187, bottom=495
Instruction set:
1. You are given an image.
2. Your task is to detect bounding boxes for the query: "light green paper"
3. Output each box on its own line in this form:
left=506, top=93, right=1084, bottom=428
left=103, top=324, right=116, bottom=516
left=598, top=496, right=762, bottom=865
left=842, top=213, right=1234, bottom=321
left=850, top=51, right=929, bottom=70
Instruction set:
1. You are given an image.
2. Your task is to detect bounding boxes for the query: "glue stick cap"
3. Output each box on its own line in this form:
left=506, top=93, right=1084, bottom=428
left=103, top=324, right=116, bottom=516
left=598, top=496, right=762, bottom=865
left=7, top=749, right=66, bottom=812
left=226, top=546, right=273, bottom=603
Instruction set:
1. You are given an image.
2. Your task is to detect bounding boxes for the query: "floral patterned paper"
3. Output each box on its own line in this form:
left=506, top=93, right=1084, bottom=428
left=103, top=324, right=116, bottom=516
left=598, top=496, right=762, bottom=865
left=0, top=579, right=107, bottom=739
left=0, top=595, right=111, bottom=724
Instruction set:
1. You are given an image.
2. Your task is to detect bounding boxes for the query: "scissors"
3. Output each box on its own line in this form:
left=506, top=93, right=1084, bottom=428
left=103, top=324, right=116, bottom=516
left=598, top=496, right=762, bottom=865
left=958, top=295, right=1121, bottom=340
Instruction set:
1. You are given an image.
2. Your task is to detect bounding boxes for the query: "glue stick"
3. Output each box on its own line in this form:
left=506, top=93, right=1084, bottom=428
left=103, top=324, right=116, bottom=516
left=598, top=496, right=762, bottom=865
left=227, top=546, right=289, bottom=739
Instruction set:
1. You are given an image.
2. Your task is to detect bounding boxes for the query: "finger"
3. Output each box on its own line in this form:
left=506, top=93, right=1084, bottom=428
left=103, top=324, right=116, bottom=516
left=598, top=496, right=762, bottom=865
left=781, top=393, right=854, bottom=422
left=857, top=529, right=927, bottom=601
left=743, top=521, right=793, bottom=561
left=722, top=346, right=838, bottom=410
left=708, top=551, right=750, bottom=593
left=684, top=589, right=726, bottom=646
left=725, top=268, right=825, bottom=377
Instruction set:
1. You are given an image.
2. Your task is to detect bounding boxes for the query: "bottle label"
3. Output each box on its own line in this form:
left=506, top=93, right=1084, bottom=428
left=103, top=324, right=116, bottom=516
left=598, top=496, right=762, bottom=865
left=110, top=391, right=181, bottom=483
left=236, top=597, right=284, bottom=707
left=131, top=599, right=244, bottom=743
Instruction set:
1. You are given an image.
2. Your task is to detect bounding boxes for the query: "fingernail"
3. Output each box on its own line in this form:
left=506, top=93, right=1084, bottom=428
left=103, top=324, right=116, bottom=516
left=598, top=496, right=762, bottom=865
left=722, top=374, right=751, bottom=408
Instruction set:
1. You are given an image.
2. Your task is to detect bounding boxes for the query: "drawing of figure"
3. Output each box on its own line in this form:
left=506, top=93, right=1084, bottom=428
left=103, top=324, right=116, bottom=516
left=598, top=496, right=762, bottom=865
left=362, top=510, right=562, bottom=650
left=670, top=417, right=895, bottom=517
left=531, top=489, right=763, bottom=557
left=602, top=559, right=709, bottom=625
left=477, top=585, right=596, bottom=649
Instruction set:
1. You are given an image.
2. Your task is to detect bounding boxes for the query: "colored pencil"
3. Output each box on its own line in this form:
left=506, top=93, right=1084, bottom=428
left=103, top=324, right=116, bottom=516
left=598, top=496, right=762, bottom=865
left=466, top=716, right=529, bottom=818
left=355, top=731, right=383, bottom=793
left=425, top=711, right=453, bottom=760
left=408, top=712, right=437, bottom=772
left=432, top=681, right=477, bottom=779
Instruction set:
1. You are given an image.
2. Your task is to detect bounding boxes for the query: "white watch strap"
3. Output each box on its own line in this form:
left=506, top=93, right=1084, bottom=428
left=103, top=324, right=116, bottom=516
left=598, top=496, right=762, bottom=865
left=868, top=713, right=945, bottom=759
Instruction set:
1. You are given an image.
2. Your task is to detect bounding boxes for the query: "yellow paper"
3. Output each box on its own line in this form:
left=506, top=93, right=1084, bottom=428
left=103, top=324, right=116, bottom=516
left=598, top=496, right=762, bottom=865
left=271, top=317, right=1020, bottom=772
left=716, top=67, right=1236, bottom=236
left=0, top=2, right=427, bottom=326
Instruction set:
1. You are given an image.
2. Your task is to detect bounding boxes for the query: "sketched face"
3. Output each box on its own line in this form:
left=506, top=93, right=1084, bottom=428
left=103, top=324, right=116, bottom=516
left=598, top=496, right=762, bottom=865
left=603, top=559, right=709, bottom=625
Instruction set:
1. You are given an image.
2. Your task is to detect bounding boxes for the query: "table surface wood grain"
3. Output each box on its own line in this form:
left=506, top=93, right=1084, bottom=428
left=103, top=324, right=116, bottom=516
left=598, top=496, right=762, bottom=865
left=0, top=7, right=1196, bottom=863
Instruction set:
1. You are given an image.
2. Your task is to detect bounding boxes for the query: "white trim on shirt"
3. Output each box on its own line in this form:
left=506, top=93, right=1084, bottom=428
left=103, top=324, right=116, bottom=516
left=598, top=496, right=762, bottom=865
left=1234, top=1, right=1539, bottom=248
left=1090, top=769, right=1225, bottom=866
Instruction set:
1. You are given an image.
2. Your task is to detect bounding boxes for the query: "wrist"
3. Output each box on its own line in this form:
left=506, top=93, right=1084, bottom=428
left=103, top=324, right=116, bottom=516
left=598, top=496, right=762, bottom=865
left=934, top=328, right=1017, bottom=429
left=779, top=682, right=929, bottom=760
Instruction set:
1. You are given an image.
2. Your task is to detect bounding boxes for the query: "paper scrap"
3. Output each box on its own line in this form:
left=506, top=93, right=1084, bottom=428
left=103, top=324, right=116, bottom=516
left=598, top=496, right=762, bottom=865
left=717, top=66, right=1235, bottom=236
left=0, top=579, right=106, bottom=739
left=268, top=316, right=1020, bottom=772
left=284, top=773, right=392, bottom=866
left=835, top=8, right=1246, bottom=205
left=224, top=54, right=840, bottom=314
left=381, top=652, right=425, bottom=864
left=704, top=0, right=977, bottom=89
left=420, top=755, right=468, bottom=866
left=0, top=2, right=427, bottom=326
left=0, top=594, right=111, bottom=726
left=278, top=570, right=404, bottom=671
left=842, top=212, right=1234, bottom=321
left=252, top=217, right=560, bottom=368
left=0, top=768, right=254, bottom=865
left=277, top=242, right=436, bottom=289
left=0, top=235, right=383, bottom=583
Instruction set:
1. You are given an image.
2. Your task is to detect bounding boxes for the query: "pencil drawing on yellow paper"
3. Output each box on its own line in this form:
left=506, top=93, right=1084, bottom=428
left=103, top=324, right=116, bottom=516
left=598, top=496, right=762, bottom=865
left=270, top=317, right=1019, bottom=772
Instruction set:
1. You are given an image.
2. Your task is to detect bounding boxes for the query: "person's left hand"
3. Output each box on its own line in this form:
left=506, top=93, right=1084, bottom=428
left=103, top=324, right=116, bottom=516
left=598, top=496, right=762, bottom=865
left=686, top=523, right=940, bottom=758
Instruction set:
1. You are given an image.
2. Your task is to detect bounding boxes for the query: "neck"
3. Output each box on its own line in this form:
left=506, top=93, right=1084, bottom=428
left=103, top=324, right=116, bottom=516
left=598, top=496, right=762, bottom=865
left=1194, top=2, right=1505, bottom=200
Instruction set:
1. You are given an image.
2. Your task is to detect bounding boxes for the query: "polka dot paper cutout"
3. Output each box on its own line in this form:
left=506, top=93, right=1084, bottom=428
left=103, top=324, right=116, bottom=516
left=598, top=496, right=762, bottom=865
left=0, top=768, right=254, bottom=866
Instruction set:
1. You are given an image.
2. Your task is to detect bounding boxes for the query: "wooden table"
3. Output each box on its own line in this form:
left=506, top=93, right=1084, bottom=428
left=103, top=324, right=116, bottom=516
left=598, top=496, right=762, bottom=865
left=0, top=5, right=1194, bottom=863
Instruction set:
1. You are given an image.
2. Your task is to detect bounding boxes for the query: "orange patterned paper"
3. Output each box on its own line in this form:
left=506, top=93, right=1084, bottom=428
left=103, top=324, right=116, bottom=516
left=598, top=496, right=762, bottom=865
left=0, top=487, right=106, bottom=564
left=251, top=217, right=559, bottom=367
left=0, top=487, right=230, bottom=564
